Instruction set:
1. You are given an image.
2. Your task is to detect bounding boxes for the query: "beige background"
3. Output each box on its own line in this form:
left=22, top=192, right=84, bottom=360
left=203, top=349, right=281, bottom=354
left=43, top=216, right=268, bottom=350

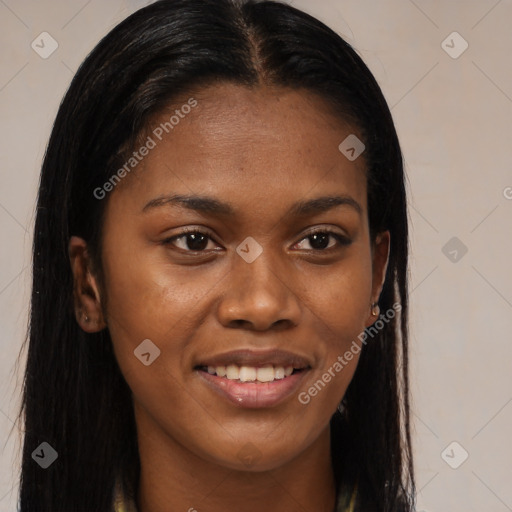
left=1, top=0, right=511, bottom=510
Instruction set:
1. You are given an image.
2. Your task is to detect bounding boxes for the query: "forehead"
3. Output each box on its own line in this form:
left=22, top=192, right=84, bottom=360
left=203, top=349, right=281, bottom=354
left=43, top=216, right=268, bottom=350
left=108, top=83, right=368, bottom=219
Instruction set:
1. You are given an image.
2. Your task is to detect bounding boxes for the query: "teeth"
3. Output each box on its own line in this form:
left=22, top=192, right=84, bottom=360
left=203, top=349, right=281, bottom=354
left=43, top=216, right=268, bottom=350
left=239, top=366, right=257, bottom=382
left=256, top=365, right=275, bottom=382
left=205, top=364, right=296, bottom=382
left=226, top=365, right=239, bottom=380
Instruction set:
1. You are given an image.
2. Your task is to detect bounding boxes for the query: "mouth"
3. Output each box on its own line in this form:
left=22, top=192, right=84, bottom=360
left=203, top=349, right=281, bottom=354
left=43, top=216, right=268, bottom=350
left=193, top=349, right=312, bottom=408
left=195, top=364, right=308, bottom=383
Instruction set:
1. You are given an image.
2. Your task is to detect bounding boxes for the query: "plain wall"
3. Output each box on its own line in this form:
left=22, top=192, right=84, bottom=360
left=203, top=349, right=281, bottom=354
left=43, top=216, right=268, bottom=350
left=1, top=1, right=511, bottom=510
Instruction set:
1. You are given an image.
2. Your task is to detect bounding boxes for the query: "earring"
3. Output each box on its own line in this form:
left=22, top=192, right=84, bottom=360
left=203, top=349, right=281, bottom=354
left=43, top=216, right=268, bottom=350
left=371, top=302, right=379, bottom=316
left=84, top=314, right=90, bottom=322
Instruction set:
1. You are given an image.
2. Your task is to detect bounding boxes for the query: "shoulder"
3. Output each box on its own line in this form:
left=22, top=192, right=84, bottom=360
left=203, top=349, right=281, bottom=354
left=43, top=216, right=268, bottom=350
left=113, top=479, right=139, bottom=512
left=336, top=484, right=412, bottom=512
left=336, top=483, right=358, bottom=512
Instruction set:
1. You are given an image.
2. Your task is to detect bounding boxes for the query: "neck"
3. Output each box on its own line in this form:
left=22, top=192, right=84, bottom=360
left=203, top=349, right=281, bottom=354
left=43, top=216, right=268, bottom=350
left=135, top=412, right=338, bottom=512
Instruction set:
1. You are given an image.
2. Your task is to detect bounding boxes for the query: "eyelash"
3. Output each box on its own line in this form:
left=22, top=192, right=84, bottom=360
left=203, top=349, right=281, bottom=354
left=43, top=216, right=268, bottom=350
left=161, top=227, right=352, bottom=253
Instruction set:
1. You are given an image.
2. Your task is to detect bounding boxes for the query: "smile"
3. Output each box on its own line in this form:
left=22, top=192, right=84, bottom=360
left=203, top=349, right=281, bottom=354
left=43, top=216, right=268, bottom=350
left=194, top=348, right=312, bottom=408
left=195, top=365, right=310, bottom=408
left=199, top=364, right=301, bottom=382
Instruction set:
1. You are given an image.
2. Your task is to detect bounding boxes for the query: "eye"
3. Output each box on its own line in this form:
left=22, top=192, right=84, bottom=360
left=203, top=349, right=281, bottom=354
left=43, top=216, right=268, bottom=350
left=161, top=227, right=351, bottom=254
left=162, top=228, right=219, bottom=252
left=294, top=228, right=352, bottom=252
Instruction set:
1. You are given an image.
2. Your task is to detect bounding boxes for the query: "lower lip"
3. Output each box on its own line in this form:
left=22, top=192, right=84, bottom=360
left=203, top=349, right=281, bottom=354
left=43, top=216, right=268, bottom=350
left=196, top=369, right=310, bottom=409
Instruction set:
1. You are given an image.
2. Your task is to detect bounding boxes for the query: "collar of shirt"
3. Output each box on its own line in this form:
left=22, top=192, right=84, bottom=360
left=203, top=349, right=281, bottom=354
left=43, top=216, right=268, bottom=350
left=113, top=481, right=358, bottom=512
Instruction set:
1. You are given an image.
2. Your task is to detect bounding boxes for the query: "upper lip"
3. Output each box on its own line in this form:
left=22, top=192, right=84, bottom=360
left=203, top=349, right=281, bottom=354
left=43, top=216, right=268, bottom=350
left=195, top=349, right=312, bottom=369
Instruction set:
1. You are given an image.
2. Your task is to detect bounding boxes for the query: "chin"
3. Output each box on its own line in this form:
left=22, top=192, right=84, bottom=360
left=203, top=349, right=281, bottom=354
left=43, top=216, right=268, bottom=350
left=204, top=443, right=299, bottom=473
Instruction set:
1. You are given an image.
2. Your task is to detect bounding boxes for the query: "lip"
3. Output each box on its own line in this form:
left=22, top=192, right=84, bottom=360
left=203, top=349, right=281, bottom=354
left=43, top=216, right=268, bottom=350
left=196, top=367, right=311, bottom=409
left=194, top=349, right=313, bottom=409
left=195, top=348, right=311, bottom=369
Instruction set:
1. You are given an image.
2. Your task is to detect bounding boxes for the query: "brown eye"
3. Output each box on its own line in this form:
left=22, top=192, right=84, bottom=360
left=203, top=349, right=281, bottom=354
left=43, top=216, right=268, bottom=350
left=294, top=230, right=351, bottom=251
left=307, top=232, right=331, bottom=250
left=162, top=229, right=218, bottom=252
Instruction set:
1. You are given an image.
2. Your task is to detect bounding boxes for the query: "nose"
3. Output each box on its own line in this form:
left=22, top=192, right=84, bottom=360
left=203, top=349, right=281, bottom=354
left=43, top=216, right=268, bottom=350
left=216, top=249, right=303, bottom=331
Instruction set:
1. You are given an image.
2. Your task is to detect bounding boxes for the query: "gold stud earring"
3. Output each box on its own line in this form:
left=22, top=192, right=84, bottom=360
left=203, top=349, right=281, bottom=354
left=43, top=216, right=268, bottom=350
left=371, top=302, right=379, bottom=316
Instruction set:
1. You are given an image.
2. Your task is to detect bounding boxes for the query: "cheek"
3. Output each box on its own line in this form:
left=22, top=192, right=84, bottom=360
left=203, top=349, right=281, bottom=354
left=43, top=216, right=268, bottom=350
left=312, top=255, right=373, bottom=338
left=101, top=245, right=222, bottom=393
left=102, top=247, right=200, bottom=340
left=102, top=261, right=199, bottom=420
left=295, top=253, right=372, bottom=411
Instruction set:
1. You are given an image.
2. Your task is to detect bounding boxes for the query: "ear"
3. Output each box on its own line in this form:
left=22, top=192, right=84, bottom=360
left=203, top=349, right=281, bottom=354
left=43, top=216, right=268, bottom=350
left=68, top=236, right=107, bottom=333
left=365, top=230, right=390, bottom=327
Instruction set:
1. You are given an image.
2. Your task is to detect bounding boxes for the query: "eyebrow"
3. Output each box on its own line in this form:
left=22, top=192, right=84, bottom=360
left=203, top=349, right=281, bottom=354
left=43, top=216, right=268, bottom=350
left=142, top=193, right=362, bottom=217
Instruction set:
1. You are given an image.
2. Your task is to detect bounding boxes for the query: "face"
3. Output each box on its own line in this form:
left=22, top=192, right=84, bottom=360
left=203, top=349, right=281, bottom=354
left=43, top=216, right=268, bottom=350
left=69, top=83, right=389, bottom=472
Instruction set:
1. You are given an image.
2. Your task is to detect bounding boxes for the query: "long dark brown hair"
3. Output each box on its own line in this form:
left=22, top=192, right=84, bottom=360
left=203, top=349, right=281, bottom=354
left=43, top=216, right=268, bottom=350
left=16, top=1, right=414, bottom=510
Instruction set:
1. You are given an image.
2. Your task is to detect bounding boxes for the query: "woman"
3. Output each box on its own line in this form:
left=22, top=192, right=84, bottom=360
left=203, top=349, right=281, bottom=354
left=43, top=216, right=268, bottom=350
left=17, top=0, right=415, bottom=510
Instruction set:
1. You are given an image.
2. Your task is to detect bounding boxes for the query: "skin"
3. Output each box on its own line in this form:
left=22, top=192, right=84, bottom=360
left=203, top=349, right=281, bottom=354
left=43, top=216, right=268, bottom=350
left=69, top=83, right=389, bottom=512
